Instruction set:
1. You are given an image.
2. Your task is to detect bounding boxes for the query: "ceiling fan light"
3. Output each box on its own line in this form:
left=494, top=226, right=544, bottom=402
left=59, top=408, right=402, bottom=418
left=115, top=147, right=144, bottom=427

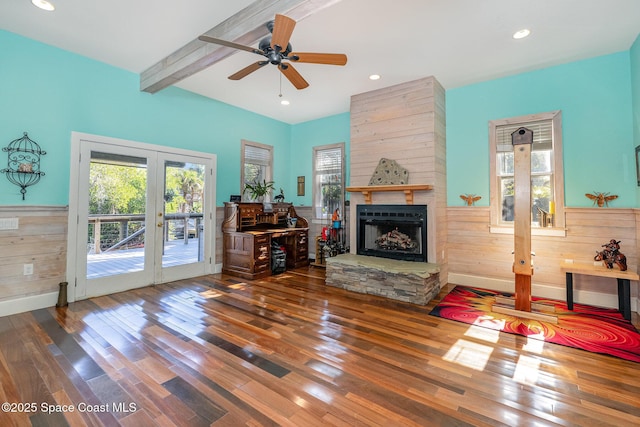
left=32, top=0, right=55, bottom=11
left=369, top=74, right=381, bottom=81
left=513, top=29, right=531, bottom=39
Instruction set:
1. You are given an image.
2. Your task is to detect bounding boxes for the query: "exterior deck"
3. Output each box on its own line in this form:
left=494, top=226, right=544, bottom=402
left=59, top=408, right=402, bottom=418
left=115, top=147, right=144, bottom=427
left=87, top=237, right=201, bottom=279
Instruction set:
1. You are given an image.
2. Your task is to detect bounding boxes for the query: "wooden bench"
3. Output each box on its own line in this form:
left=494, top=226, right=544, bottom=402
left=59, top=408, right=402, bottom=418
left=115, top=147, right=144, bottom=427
left=560, top=261, right=638, bottom=320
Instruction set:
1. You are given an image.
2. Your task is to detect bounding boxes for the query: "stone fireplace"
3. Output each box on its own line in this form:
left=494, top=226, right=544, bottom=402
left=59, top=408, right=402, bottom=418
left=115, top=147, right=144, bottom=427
left=357, top=204, right=427, bottom=262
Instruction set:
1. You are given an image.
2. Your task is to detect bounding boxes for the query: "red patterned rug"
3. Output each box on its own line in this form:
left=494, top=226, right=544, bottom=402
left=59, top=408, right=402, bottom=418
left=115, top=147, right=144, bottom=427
left=429, top=286, right=640, bottom=363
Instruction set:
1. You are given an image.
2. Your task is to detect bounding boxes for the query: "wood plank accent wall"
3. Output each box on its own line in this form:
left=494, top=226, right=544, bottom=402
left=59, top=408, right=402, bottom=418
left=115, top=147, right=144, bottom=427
left=349, top=76, right=447, bottom=281
left=448, top=206, right=639, bottom=309
left=0, top=206, right=67, bottom=305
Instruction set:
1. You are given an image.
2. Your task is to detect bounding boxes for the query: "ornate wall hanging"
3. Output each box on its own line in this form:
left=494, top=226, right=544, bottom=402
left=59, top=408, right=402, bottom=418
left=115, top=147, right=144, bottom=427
left=1, top=132, right=46, bottom=200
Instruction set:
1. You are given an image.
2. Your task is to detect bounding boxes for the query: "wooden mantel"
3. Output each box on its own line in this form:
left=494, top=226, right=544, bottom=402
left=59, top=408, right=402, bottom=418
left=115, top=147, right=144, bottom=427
left=346, top=184, right=433, bottom=205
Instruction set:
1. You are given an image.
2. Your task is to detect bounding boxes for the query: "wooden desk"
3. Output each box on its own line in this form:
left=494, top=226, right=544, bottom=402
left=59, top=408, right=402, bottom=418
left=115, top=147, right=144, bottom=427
left=560, top=261, right=638, bottom=320
left=222, top=202, right=309, bottom=279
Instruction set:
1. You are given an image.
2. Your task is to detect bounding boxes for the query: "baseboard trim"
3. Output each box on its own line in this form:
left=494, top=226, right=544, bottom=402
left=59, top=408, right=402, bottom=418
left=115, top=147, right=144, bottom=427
left=448, top=273, right=638, bottom=314
left=0, top=292, right=58, bottom=317
left=3, top=273, right=635, bottom=317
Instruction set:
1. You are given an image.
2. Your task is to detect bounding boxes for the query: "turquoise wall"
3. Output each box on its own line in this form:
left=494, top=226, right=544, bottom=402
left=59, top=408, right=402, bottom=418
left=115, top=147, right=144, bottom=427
left=631, top=34, right=640, bottom=204
left=0, top=30, right=291, bottom=206
left=446, top=52, right=635, bottom=207
left=3, top=29, right=638, bottom=210
left=289, top=112, right=351, bottom=206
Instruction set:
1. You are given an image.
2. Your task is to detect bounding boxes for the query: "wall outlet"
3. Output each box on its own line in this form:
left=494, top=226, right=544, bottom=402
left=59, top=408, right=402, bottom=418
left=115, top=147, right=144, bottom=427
left=23, top=263, right=33, bottom=275
left=0, top=217, right=19, bottom=230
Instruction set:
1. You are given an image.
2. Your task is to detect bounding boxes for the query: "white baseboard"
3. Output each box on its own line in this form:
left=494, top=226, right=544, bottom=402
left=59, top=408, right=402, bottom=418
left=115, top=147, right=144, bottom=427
left=0, top=292, right=58, bottom=317
left=448, top=273, right=638, bottom=313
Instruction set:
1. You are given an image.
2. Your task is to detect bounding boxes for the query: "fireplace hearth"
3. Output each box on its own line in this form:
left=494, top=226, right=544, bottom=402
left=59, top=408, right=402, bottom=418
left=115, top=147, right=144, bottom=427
left=357, top=204, right=427, bottom=262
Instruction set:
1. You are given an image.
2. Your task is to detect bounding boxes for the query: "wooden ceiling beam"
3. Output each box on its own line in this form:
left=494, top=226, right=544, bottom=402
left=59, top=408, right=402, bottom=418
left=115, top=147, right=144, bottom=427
left=140, top=0, right=343, bottom=94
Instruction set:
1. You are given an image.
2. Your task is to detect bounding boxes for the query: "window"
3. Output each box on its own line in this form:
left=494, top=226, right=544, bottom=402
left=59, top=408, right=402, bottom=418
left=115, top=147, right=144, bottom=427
left=313, top=143, right=344, bottom=219
left=489, top=111, right=564, bottom=234
left=241, top=140, right=273, bottom=201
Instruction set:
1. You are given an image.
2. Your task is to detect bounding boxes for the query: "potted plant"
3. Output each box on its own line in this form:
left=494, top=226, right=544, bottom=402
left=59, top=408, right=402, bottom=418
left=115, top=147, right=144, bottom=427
left=243, top=179, right=275, bottom=202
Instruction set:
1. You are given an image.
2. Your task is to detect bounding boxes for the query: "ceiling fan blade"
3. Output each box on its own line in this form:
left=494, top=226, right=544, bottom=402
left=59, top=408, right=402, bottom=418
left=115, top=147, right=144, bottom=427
left=228, top=61, right=268, bottom=80
left=279, top=63, right=309, bottom=90
left=198, top=35, right=264, bottom=55
left=271, top=14, right=296, bottom=52
left=289, top=52, right=347, bottom=66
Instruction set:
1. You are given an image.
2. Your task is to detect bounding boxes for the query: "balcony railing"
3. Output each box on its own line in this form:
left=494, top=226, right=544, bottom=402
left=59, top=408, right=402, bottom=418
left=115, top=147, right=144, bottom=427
left=87, top=213, right=204, bottom=254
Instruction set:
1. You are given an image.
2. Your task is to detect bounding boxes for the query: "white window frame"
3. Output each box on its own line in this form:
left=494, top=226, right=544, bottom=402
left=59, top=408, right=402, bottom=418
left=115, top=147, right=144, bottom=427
left=312, top=143, right=345, bottom=220
left=240, top=140, right=273, bottom=202
left=489, top=111, right=565, bottom=236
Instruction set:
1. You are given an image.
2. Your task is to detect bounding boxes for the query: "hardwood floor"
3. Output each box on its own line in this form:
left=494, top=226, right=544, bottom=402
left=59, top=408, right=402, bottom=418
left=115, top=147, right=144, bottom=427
left=1, top=268, right=639, bottom=426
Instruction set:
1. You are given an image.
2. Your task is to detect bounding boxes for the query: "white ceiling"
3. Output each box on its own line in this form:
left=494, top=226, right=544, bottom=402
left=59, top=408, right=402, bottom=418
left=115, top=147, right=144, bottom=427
left=2, top=0, right=640, bottom=124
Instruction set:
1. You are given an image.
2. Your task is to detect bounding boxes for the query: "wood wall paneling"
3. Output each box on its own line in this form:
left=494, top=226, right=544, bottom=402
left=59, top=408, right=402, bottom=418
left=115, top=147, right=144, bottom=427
left=0, top=206, right=67, bottom=305
left=447, top=206, right=639, bottom=311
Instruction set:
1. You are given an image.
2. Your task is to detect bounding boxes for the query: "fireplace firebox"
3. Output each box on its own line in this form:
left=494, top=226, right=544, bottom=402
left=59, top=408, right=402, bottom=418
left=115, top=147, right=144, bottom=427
left=357, top=204, right=427, bottom=262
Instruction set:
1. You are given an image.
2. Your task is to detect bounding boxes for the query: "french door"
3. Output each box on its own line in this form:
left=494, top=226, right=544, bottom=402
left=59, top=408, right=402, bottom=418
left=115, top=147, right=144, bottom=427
left=67, top=133, right=216, bottom=300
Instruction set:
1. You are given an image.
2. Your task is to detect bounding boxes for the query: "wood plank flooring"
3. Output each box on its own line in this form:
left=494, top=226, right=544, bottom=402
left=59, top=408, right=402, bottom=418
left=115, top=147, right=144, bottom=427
left=1, top=268, right=639, bottom=426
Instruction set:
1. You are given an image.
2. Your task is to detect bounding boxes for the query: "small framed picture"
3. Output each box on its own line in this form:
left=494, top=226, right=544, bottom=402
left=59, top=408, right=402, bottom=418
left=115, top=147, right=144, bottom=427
left=636, top=145, right=640, bottom=186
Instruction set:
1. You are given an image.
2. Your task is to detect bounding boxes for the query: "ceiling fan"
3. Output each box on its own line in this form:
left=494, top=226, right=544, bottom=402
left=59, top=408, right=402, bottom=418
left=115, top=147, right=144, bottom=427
left=198, top=14, right=347, bottom=90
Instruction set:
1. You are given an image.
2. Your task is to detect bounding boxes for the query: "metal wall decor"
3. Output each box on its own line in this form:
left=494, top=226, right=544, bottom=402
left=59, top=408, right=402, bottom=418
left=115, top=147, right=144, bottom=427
left=1, top=132, right=46, bottom=200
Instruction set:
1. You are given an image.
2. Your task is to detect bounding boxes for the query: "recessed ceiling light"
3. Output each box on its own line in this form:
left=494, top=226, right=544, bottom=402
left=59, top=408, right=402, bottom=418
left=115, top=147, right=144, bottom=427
left=369, top=74, right=381, bottom=81
left=32, top=0, right=55, bottom=11
left=513, top=29, right=531, bottom=39
left=280, top=99, right=290, bottom=106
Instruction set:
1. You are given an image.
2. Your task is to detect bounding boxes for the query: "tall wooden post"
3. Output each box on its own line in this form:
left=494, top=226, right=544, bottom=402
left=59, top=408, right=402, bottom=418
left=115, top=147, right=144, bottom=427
left=512, top=127, right=533, bottom=312
left=94, top=218, right=102, bottom=254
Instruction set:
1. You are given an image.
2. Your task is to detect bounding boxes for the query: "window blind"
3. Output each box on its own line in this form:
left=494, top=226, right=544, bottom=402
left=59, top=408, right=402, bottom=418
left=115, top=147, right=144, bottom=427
left=244, top=144, right=271, bottom=166
left=315, top=146, right=342, bottom=174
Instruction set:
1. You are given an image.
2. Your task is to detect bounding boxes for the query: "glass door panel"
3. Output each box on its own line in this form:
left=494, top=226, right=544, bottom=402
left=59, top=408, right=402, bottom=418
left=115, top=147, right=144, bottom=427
left=162, top=160, right=205, bottom=268
left=86, top=151, right=148, bottom=279
left=155, top=153, right=211, bottom=283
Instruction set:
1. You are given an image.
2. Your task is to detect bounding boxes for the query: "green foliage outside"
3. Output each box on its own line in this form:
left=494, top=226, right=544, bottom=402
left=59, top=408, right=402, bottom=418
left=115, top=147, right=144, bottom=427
left=89, top=163, right=147, bottom=214
left=165, top=166, right=204, bottom=214
left=89, top=163, right=205, bottom=215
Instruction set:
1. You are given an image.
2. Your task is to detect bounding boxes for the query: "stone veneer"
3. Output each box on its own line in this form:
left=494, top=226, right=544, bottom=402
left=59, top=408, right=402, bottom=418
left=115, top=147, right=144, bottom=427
left=325, top=254, right=440, bottom=305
